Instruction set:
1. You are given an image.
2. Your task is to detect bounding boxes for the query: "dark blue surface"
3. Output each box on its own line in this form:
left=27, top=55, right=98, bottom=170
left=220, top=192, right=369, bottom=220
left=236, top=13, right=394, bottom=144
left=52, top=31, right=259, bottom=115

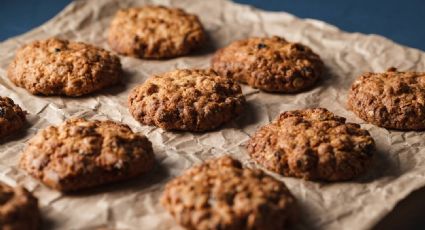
left=236, top=0, right=425, bottom=51
left=0, top=0, right=425, bottom=51
left=0, top=0, right=71, bottom=41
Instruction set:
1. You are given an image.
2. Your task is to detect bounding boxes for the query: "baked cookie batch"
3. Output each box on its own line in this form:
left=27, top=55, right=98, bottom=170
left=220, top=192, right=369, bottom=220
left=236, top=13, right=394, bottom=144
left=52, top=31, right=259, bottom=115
left=0, top=4, right=422, bottom=230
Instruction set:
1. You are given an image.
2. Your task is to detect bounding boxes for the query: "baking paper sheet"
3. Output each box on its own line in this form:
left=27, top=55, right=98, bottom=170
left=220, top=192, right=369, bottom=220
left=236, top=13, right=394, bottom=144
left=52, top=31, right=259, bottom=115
left=1, top=0, right=425, bottom=229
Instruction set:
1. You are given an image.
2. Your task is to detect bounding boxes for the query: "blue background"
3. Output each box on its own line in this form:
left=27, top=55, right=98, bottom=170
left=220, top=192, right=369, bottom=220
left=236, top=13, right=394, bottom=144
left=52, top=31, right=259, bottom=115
left=1, top=0, right=425, bottom=229
left=0, top=0, right=424, bottom=51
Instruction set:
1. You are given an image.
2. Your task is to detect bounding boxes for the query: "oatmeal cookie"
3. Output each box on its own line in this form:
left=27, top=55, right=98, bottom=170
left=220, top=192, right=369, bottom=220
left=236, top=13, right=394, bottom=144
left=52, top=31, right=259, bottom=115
left=8, top=38, right=122, bottom=96
left=108, top=6, right=205, bottom=59
left=212, top=36, right=324, bottom=93
left=0, top=182, right=40, bottom=230
left=348, top=68, right=425, bottom=130
left=247, top=108, right=375, bottom=181
left=19, top=118, right=154, bottom=192
left=161, top=156, right=298, bottom=230
left=0, top=96, right=26, bottom=139
left=128, top=69, right=245, bottom=131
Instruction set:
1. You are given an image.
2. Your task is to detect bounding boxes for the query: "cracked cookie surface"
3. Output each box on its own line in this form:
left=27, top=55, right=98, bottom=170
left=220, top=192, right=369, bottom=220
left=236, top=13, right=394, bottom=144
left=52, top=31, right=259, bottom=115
left=161, top=156, right=298, bottom=230
left=0, top=182, right=40, bottom=230
left=128, top=69, right=245, bottom=131
left=8, top=38, right=122, bottom=96
left=247, top=108, right=375, bottom=181
left=19, top=118, right=154, bottom=192
left=348, top=68, right=425, bottom=130
left=0, top=96, right=26, bottom=139
left=108, top=6, right=205, bottom=59
left=212, top=36, right=324, bottom=93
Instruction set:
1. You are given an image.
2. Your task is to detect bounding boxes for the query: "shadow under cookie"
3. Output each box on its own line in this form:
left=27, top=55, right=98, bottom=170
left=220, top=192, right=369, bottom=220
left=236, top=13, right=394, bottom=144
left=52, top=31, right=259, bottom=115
left=65, top=160, right=169, bottom=196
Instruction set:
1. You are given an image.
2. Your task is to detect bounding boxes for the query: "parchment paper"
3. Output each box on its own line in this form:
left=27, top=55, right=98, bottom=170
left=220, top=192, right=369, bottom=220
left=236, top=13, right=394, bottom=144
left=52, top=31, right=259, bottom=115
left=1, top=0, right=425, bottom=229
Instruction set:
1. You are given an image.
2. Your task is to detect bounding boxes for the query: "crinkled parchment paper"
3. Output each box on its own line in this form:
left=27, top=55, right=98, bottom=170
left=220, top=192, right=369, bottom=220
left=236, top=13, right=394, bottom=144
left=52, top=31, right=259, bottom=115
left=1, top=0, right=425, bottom=229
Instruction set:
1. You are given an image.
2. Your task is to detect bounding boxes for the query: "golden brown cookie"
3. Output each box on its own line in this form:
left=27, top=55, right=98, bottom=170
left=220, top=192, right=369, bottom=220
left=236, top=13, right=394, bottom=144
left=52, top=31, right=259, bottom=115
left=108, top=6, right=206, bottom=59
left=8, top=38, right=122, bottom=96
left=0, top=96, right=26, bottom=139
left=161, top=156, right=298, bottom=230
left=212, top=36, right=324, bottom=93
left=348, top=68, right=425, bottom=130
left=128, top=69, right=245, bottom=132
left=19, top=118, right=154, bottom=192
left=0, top=182, right=40, bottom=230
left=247, top=108, right=375, bottom=181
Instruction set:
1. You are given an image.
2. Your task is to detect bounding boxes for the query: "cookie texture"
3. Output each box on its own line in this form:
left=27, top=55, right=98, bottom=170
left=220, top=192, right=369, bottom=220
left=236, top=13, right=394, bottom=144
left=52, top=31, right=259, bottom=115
left=212, top=36, right=324, bottom=93
left=161, top=156, right=298, bottom=230
left=0, top=183, right=40, bottom=230
left=128, top=69, right=245, bottom=131
left=348, top=68, right=425, bottom=130
left=108, top=6, right=205, bottom=59
left=19, top=118, right=154, bottom=192
left=8, top=38, right=122, bottom=96
left=0, top=97, right=26, bottom=139
left=247, top=108, right=375, bottom=181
